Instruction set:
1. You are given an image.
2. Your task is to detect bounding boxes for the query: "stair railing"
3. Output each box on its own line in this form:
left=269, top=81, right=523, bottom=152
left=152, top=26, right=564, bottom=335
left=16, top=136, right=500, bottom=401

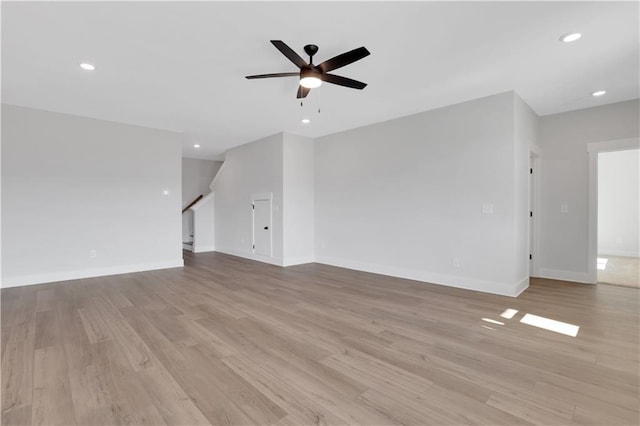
left=182, top=194, right=204, bottom=213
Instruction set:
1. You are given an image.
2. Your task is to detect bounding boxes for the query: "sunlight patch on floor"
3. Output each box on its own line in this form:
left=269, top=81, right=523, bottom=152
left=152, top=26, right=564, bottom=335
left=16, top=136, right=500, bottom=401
left=500, top=308, right=518, bottom=319
left=482, top=318, right=504, bottom=326
left=520, top=313, right=579, bottom=337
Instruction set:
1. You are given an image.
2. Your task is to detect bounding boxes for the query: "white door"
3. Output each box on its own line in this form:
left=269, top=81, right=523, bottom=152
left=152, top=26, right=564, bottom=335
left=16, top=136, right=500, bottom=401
left=253, top=199, right=272, bottom=256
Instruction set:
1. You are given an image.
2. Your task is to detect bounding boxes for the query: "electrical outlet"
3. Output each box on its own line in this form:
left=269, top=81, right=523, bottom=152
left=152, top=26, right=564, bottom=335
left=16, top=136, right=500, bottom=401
left=482, top=203, right=494, bottom=214
left=89, top=249, right=97, bottom=258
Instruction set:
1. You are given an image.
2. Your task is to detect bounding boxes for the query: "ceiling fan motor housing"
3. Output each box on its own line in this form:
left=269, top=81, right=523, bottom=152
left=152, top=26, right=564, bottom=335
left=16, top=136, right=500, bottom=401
left=301, top=67, right=322, bottom=80
left=304, top=44, right=319, bottom=59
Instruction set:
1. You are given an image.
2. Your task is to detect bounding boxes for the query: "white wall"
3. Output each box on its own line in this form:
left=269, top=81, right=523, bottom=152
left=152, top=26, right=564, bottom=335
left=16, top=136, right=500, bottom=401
left=212, top=133, right=285, bottom=264
left=283, top=133, right=315, bottom=265
left=212, top=132, right=315, bottom=266
left=314, top=92, right=528, bottom=296
left=598, top=149, right=640, bottom=257
left=538, top=100, right=639, bottom=282
left=1, top=104, right=184, bottom=287
left=192, top=193, right=216, bottom=253
left=182, top=158, right=222, bottom=206
left=181, top=158, right=222, bottom=242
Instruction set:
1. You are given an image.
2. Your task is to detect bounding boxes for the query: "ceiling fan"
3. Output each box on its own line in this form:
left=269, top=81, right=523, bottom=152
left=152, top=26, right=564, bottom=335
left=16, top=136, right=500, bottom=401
left=245, top=40, right=370, bottom=99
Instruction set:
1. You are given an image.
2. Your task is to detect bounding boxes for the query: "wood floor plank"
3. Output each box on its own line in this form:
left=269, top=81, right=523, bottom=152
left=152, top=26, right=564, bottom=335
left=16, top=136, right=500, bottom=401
left=31, top=346, right=76, bottom=426
left=2, top=251, right=639, bottom=425
left=2, top=287, right=37, bottom=424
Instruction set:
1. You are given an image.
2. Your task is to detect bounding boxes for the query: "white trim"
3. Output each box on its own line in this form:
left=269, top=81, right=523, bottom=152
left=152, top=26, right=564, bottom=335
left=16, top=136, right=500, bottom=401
left=282, top=256, right=315, bottom=267
left=193, top=245, right=216, bottom=253
left=598, top=250, right=640, bottom=258
left=207, top=248, right=314, bottom=267
left=587, top=138, right=640, bottom=153
left=587, top=137, right=640, bottom=284
left=251, top=194, right=273, bottom=257
left=251, top=192, right=273, bottom=201
left=513, top=276, right=530, bottom=297
left=1, top=258, right=184, bottom=288
left=529, top=141, right=542, bottom=157
left=529, top=152, right=540, bottom=278
left=214, top=247, right=284, bottom=266
left=315, top=256, right=528, bottom=297
left=538, top=268, right=592, bottom=284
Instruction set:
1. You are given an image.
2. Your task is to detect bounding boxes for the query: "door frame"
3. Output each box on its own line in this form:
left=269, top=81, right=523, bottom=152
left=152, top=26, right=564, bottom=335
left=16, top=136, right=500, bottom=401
left=529, top=146, right=541, bottom=277
left=251, top=192, right=273, bottom=257
left=587, top=138, right=640, bottom=283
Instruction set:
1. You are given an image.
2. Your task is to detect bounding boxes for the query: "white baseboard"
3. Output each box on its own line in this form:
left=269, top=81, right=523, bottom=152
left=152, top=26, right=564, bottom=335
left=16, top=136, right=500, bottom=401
left=598, top=250, right=640, bottom=258
left=282, top=256, right=315, bottom=267
left=538, top=268, right=593, bottom=284
left=514, top=276, right=530, bottom=296
left=193, top=245, right=216, bottom=253
left=315, top=256, right=526, bottom=297
left=210, top=249, right=314, bottom=267
left=214, top=247, right=284, bottom=266
left=1, top=258, right=185, bottom=288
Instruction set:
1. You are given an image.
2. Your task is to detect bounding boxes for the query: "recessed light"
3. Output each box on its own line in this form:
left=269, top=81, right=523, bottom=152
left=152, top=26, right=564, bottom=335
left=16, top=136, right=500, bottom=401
left=301, top=118, right=310, bottom=124
left=193, top=144, right=201, bottom=148
left=79, top=62, right=95, bottom=71
left=560, top=32, right=582, bottom=43
left=592, top=90, right=607, bottom=97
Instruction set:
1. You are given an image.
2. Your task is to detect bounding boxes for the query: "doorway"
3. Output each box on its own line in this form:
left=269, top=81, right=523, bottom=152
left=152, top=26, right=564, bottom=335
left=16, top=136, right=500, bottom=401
left=588, top=138, right=640, bottom=286
left=597, top=148, right=640, bottom=288
left=252, top=198, right=272, bottom=257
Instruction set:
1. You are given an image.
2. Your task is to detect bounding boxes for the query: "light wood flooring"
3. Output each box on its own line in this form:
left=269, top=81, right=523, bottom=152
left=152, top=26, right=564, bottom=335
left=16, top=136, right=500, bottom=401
left=2, top=251, right=639, bottom=425
left=597, top=255, right=640, bottom=288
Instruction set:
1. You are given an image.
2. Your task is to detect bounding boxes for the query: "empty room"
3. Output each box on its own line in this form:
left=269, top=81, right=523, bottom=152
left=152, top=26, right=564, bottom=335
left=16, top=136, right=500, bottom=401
left=1, top=2, right=639, bottom=425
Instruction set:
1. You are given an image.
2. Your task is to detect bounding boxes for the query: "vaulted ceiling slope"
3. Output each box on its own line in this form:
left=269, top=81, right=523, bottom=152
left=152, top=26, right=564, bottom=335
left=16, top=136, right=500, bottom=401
left=2, top=1, right=638, bottom=159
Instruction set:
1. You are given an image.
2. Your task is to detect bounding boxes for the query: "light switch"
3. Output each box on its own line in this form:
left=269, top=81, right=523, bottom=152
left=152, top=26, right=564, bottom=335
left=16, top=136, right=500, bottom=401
left=560, top=203, right=568, bottom=214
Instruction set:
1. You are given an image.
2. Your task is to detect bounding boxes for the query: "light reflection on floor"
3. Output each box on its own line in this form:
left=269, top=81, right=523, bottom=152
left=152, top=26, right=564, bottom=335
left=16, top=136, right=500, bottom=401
left=481, top=309, right=580, bottom=337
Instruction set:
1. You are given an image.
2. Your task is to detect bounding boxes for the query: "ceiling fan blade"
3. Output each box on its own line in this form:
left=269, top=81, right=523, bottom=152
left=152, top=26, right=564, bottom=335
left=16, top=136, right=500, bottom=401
left=271, top=40, right=308, bottom=69
left=245, top=72, right=299, bottom=79
left=323, top=74, right=367, bottom=90
left=297, top=86, right=310, bottom=99
left=318, top=47, right=370, bottom=73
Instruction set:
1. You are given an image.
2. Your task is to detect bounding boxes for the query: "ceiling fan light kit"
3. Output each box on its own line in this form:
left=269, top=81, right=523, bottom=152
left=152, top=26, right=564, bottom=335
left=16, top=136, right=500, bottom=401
left=299, top=68, right=323, bottom=89
left=246, top=40, right=370, bottom=98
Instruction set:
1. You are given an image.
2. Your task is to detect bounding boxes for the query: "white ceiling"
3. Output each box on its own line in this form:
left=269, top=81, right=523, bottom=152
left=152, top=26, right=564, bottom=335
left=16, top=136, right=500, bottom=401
left=2, top=1, right=638, bottom=160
